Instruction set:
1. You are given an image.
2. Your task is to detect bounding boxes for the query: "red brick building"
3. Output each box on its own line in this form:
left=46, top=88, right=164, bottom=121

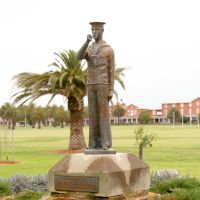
left=162, top=97, right=200, bottom=123
left=109, top=97, right=200, bottom=124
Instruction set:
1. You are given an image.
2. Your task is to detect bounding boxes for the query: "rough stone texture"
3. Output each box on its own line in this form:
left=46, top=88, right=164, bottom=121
left=48, top=153, right=150, bottom=197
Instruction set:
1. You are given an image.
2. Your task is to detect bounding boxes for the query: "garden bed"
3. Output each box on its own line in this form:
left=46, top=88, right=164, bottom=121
left=0, top=161, right=19, bottom=165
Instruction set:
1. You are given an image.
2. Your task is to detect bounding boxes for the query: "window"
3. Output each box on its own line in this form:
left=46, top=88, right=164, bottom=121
left=180, top=103, right=184, bottom=108
left=196, top=101, right=199, bottom=106
left=130, top=110, right=133, bottom=116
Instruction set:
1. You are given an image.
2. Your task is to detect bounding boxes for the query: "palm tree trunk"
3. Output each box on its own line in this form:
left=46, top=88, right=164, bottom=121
left=69, top=110, right=86, bottom=150
left=38, top=120, right=41, bottom=129
left=8, top=120, right=11, bottom=129
left=68, top=96, right=86, bottom=150
left=12, top=119, right=16, bottom=130
left=61, top=122, right=64, bottom=128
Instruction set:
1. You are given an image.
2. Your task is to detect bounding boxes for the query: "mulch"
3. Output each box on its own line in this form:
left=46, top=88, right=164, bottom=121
left=0, top=161, right=19, bottom=165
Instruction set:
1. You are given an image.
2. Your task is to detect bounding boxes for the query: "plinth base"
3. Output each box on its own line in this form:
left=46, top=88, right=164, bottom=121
left=85, top=148, right=116, bottom=154
left=48, top=153, right=150, bottom=197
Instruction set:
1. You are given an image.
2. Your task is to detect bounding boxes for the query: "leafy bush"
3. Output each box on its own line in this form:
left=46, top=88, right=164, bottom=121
left=0, top=180, right=11, bottom=196
left=10, top=190, right=42, bottom=200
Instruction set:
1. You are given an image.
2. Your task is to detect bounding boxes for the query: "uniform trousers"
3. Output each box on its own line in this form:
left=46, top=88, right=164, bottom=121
left=87, top=84, right=111, bottom=148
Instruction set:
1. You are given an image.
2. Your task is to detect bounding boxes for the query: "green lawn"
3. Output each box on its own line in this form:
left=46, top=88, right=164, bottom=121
left=0, top=125, right=200, bottom=178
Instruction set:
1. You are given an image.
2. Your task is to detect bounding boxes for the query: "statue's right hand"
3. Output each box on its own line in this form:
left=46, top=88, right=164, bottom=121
left=86, top=34, right=93, bottom=43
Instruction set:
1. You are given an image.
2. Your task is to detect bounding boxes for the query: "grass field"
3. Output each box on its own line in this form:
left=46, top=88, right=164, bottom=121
left=0, top=125, right=200, bottom=178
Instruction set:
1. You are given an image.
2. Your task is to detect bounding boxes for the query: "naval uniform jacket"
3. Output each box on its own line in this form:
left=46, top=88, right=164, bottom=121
left=85, top=40, right=115, bottom=90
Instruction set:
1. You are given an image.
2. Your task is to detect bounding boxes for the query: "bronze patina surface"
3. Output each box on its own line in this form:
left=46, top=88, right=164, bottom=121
left=54, top=175, right=99, bottom=193
left=77, top=22, right=115, bottom=151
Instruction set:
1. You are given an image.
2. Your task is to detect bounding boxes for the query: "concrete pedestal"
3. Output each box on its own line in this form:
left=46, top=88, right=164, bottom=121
left=48, top=153, right=150, bottom=197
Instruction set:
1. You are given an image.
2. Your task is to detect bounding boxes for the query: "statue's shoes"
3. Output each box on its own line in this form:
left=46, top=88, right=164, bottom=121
left=102, top=146, right=108, bottom=150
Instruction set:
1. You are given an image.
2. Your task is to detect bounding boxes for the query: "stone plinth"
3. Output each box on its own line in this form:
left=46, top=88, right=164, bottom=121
left=48, top=153, right=150, bottom=197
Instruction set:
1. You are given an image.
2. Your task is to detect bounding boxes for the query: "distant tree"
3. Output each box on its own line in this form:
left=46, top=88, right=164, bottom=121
left=53, top=106, right=69, bottom=128
left=16, top=105, right=27, bottom=125
left=0, top=105, right=6, bottom=126
left=0, top=103, right=17, bottom=129
left=27, top=103, right=37, bottom=128
left=34, top=106, right=45, bottom=129
left=138, top=111, right=152, bottom=124
left=167, top=108, right=181, bottom=123
left=134, top=126, right=158, bottom=160
left=112, top=103, right=126, bottom=125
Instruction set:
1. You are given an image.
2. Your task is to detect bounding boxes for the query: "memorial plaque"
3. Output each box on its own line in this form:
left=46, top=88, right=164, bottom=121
left=54, top=175, right=99, bottom=193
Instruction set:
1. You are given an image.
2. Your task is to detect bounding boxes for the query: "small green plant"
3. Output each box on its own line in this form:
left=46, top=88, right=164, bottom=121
left=12, top=190, right=42, bottom=200
left=134, top=126, right=157, bottom=160
left=0, top=180, right=11, bottom=196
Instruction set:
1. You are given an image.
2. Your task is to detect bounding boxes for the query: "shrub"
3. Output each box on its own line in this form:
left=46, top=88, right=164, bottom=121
left=28, top=174, right=48, bottom=192
left=8, top=174, right=48, bottom=193
left=0, top=180, right=11, bottom=196
left=151, top=169, right=180, bottom=186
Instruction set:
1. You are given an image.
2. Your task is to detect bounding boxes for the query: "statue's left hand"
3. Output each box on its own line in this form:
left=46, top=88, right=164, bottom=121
left=108, top=89, right=114, bottom=101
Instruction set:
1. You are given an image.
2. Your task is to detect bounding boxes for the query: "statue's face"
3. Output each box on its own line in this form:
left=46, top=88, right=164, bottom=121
left=91, top=26, right=103, bottom=40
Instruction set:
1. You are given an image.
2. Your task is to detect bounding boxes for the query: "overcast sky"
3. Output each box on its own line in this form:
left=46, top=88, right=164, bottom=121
left=0, top=0, right=199, bottom=109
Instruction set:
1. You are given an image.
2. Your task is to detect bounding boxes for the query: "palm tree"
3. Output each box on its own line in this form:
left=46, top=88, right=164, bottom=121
left=112, top=103, right=126, bottom=125
left=12, top=50, right=87, bottom=150
left=53, top=106, right=69, bottom=128
left=27, top=103, right=37, bottom=128
left=34, top=106, right=45, bottom=129
left=113, top=67, right=126, bottom=101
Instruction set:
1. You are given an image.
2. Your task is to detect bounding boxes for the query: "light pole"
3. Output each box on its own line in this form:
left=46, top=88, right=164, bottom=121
left=189, top=102, right=192, bottom=126
left=24, top=107, right=27, bottom=127
left=181, top=103, right=184, bottom=128
left=173, top=110, right=175, bottom=128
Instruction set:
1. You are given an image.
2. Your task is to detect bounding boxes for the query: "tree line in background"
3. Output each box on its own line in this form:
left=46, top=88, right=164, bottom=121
left=1, top=102, right=200, bottom=129
left=0, top=103, right=71, bottom=129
